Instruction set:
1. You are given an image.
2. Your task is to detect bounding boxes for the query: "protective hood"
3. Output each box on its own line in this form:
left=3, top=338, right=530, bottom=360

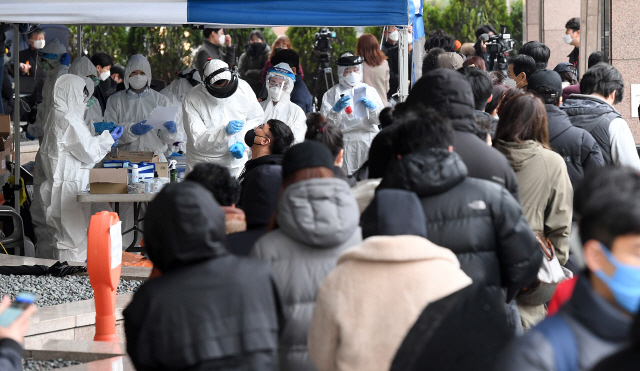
left=204, top=59, right=231, bottom=84
left=51, top=74, right=89, bottom=118
left=265, top=62, right=295, bottom=102
left=69, top=56, right=97, bottom=78
left=277, top=177, right=359, bottom=248
left=124, top=54, right=152, bottom=90
left=361, top=189, right=426, bottom=239
left=406, top=68, right=477, bottom=133
left=145, top=182, right=228, bottom=273
left=177, top=68, right=202, bottom=87
left=40, top=38, right=66, bottom=68
left=203, top=59, right=239, bottom=98
left=336, top=52, right=364, bottom=89
left=494, top=139, right=542, bottom=172
left=381, top=149, right=468, bottom=197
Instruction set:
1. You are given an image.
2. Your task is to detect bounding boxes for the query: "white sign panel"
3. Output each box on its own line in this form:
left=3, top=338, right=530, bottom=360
left=110, top=221, right=122, bottom=269
left=631, top=84, right=640, bottom=118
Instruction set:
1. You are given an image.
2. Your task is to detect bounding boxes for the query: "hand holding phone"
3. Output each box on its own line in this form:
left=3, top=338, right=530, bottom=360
left=0, top=294, right=37, bottom=344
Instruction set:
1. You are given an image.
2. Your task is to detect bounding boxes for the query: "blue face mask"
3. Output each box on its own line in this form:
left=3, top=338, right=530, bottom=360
left=594, top=243, right=640, bottom=314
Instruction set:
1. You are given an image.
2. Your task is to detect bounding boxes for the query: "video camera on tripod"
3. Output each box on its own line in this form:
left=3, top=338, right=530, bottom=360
left=311, top=28, right=337, bottom=111
left=479, top=25, right=517, bottom=72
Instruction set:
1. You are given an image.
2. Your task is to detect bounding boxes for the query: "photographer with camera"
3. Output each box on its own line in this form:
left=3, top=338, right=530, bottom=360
left=474, top=25, right=497, bottom=64
left=475, top=25, right=516, bottom=72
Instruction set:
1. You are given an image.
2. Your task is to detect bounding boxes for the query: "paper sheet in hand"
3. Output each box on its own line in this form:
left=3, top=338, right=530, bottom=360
left=353, top=87, right=368, bottom=119
left=145, top=106, right=178, bottom=130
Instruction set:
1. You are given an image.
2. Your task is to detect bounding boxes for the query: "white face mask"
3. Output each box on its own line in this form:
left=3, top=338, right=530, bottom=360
left=268, top=85, right=288, bottom=103
left=563, top=33, right=573, bottom=44
left=342, top=72, right=362, bottom=88
left=129, top=74, right=147, bottom=90
left=388, top=31, right=399, bottom=42
left=33, top=40, right=45, bottom=49
left=219, top=34, right=226, bottom=45
left=99, top=70, right=111, bottom=81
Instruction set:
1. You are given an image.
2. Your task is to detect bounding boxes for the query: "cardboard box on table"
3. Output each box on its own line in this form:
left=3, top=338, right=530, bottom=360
left=108, top=150, right=168, bottom=177
left=89, top=168, right=128, bottom=194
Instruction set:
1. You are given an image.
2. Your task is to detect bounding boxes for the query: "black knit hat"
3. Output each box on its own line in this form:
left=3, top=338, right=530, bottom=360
left=282, top=141, right=335, bottom=178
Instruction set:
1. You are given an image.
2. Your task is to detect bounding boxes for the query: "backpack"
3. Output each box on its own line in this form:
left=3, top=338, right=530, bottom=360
left=536, top=314, right=579, bottom=371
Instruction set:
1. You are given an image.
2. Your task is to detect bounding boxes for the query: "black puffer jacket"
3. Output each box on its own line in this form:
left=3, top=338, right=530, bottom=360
left=546, top=104, right=604, bottom=186
left=124, top=182, right=284, bottom=371
left=406, top=69, right=520, bottom=201
left=379, top=149, right=541, bottom=297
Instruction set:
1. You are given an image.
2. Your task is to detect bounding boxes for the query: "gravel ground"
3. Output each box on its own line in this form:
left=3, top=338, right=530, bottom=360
left=22, top=358, right=83, bottom=370
left=0, top=275, right=143, bottom=307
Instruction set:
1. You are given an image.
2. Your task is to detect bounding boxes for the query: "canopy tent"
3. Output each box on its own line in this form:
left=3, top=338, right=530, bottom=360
left=0, top=0, right=423, bottom=212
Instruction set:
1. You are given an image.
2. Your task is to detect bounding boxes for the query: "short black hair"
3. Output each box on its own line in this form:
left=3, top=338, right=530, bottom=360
left=576, top=166, right=640, bottom=249
left=185, top=163, right=240, bottom=206
left=422, top=47, right=445, bottom=75
left=90, top=53, right=113, bottom=69
left=29, top=28, right=45, bottom=39
left=458, top=66, right=493, bottom=111
left=203, top=28, right=221, bottom=39
left=110, top=65, right=125, bottom=79
left=518, top=41, right=550, bottom=70
left=580, top=63, right=624, bottom=104
left=475, top=25, right=497, bottom=40
left=425, top=30, right=456, bottom=52
left=588, top=51, right=604, bottom=69
left=512, top=54, right=537, bottom=78
left=270, top=49, right=300, bottom=73
left=392, top=106, right=455, bottom=155
left=267, top=119, right=294, bottom=155
left=565, top=17, right=580, bottom=31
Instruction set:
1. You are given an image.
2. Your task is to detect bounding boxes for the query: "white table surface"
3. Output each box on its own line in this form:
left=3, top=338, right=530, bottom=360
left=77, top=193, right=155, bottom=203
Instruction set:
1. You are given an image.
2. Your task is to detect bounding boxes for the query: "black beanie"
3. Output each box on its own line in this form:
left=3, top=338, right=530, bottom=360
left=282, top=141, right=335, bottom=178
left=361, top=189, right=427, bottom=239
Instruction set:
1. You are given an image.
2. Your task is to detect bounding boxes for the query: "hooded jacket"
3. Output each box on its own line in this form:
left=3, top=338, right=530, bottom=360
left=379, top=149, right=541, bottom=298
left=308, top=236, right=472, bottom=371
left=545, top=104, right=605, bottom=186
left=69, top=56, right=103, bottom=135
left=251, top=177, right=362, bottom=371
left=195, top=39, right=236, bottom=78
left=494, top=140, right=573, bottom=265
left=124, top=182, right=284, bottom=371
left=405, top=69, right=520, bottom=201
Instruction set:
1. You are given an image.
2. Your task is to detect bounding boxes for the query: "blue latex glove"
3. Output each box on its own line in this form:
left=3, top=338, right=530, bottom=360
left=112, top=139, right=119, bottom=148
left=93, top=121, right=115, bottom=133
left=333, top=95, right=351, bottom=112
left=131, top=120, right=153, bottom=136
left=164, top=121, right=177, bottom=133
left=229, top=142, right=245, bottom=159
left=60, top=53, right=71, bottom=67
left=359, top=97, right=377, bottom=110
left=226, top=120, right=244, bottom=135
left=111, top=126, right=124, bottom=141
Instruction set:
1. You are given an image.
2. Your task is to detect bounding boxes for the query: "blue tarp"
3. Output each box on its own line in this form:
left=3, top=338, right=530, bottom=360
left=187, top=0, right=409, bottom=27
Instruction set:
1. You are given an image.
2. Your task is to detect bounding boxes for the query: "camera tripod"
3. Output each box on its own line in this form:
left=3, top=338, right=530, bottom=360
left=311, top=55, right=335, bottom=112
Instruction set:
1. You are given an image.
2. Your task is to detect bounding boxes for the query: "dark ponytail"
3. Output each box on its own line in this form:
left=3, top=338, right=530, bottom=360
left=305, top=113, right=344, bottom=159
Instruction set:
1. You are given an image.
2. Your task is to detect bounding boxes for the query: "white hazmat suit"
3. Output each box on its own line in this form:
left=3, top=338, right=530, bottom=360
left=160, top=68, right=202, bottom=155
left=31, top=40, right=70, bottom=258
left=260, top=63, right=307, bottom=144
left=33, top=39, right=69, bottom=142
left=39, top=75, right=115, bottom=261
left=320, top=56, right=383, bottom=175
left=69, top=56, right=102, bottom=135
left=183, top=59, right=263, bottom=177
left=104, top=54, right=177, bottom=161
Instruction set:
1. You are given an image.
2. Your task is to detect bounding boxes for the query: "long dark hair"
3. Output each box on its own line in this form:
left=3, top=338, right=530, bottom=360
left=494, top=93, right=550, bottom=148
left=305, top=113, right=344, bottom=159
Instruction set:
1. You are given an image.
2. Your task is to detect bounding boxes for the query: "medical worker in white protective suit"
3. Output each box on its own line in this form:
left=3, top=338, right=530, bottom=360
left=260, top=63, right=307, bottom=144
left=30, top=39, right=71, bottom=257
left=69, top=56, right=105, bottom=135
left=160, top=68, right=202, bottom=155
left=183, top=59, right=263, bottom=177
left=29, top=39, right=71, bottom=142
left=320, top=53, right=383, bottom=175
left=104, top=54, right=178, bottom=161
left=39, top=75, right=123, bottom=261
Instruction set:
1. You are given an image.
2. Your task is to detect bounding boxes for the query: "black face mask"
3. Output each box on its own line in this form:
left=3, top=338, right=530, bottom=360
left=244, top=129, right=256, bottom=147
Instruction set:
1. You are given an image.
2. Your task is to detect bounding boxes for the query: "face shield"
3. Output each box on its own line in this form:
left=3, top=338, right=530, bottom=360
left=335, top=54, right=364, bottom=89
left=265, top=63, right=296, bottom=103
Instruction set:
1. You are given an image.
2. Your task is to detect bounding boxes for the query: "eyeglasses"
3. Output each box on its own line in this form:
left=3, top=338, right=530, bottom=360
left=268, top=77, right=287, bottom=89
left=256, top=124, right=272, bottom=140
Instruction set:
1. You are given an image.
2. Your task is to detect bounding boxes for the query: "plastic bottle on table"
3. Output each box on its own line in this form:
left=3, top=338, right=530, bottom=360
left=131, top=164, right=139, bottom=184
left=150, top=172, right=162, bottom=193
left=169, top=160, right=178, bottom=183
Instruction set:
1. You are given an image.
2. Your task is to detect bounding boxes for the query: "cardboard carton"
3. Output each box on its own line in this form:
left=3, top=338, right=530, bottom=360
left=109, top=150, right=159, bottom=163
left=0, top=149, right=10, bottom=175
left=89, top=168, right=128, bottom=194
left=155, top=162, right=168, bottom=178
left=0, top=115, right=11, bottom=140
left=0, top=135, right=14, bottom=152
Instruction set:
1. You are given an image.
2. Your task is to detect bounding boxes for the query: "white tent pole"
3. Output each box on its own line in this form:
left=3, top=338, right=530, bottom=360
left=398, top=26, right=409, bottom=102
left=12, top=24, right=20, bottom=211
left=77, top=25, right=82, bottom=57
